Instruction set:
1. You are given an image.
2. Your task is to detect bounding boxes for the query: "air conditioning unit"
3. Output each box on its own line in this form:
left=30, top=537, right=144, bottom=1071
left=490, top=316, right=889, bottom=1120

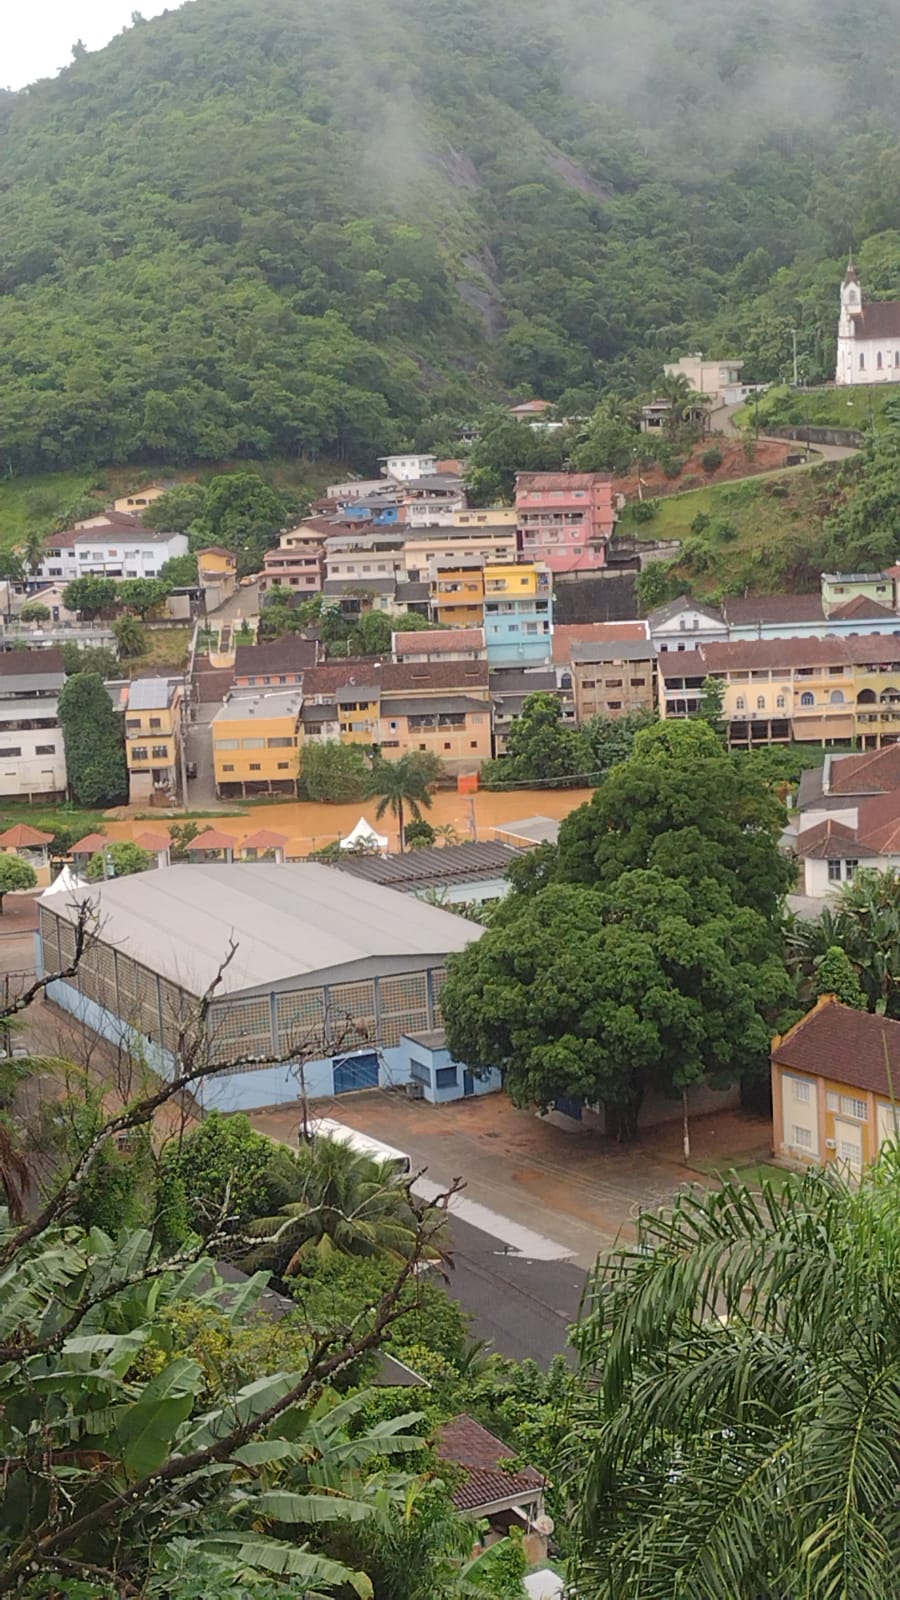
left=826, top=1138, right=836, bottom=1150
left=405, top=1080, right=425, bottom=1100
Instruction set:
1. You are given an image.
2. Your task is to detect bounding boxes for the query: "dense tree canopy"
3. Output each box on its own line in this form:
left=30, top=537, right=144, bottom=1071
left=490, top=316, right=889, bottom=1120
left=4, top=0, right=900, bottom=471
left=58, top=671, right=128, bottom=805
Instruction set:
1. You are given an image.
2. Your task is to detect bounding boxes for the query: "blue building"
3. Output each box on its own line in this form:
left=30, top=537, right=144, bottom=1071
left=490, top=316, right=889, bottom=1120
left=37, top=863, right=491, bottom=1113
left=483, top=562, right=553, bottom=667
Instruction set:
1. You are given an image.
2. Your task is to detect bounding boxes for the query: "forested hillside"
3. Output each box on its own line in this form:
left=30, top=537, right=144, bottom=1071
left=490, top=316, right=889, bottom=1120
left=5, top=0, right=900, bottom=473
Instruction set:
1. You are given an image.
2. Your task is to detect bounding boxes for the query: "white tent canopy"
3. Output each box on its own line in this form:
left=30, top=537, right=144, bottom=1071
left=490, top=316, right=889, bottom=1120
left=339, top=817, right=388, bottom=854
left=41, top=865, right=87, bottom=898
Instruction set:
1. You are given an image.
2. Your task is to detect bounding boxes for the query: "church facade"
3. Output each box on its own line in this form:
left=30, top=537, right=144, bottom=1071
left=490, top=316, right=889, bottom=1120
left=836, top=262, right=900, bottom=385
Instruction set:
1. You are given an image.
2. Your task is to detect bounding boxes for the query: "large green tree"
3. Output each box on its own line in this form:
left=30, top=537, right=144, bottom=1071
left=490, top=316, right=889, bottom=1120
left=84, top=841, right=155, bottom=880
left=484, top=691, right=591, bottom=789
left=58, top=671, right=128, bottom=805
left=117, top=576, right=172, bottom=617
left=441, top=871, right=791, bottom=1138
left=557, top=719, right=791, bottom=919
left=299, top=739, right=370, bottom=803
left=62, top=575, right=118, bottom=619
left=570, top=1154, right=900, bottom=1599
left=0, top=856, right=37, bottom=913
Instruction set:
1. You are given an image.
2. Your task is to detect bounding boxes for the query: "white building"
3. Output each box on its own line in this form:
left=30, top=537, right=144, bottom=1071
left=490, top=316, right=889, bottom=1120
left=0, top=648, right=67, bottom=801
left=664, top=354, right=748, bottom=406
left=36, top=515, right=188, bottom=583
left=646, top=594, right=728, bottom=652
left=835, top=260, right=900, bottom=385
left=379, top=454, right=437, bottom=483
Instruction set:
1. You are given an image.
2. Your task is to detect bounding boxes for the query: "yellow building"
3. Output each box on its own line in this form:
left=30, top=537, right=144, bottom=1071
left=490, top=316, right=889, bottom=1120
left=403, top=526, right=517, bottom=580
left=212, top=689, right=302, bottom=797
left=114, top=485, right=169, bottom=514
left=124, top=678, right=184, bottom=803
left=452, top=507, right=518, bottom=527
left=429, top=558, right=485, bottom=626
left=334, top=680, right=381, bottom=744
left=379, top=694, right=492, bottom=772
left=659, top=634, right=900, bottom=750
left=772, top=996, right=900, bottom=1176
left=197, top=546, right=238, bottom=611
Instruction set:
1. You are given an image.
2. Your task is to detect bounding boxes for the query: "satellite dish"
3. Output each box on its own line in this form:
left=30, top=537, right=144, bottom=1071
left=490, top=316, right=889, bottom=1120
left=534, top=1515, right=554, bottom=1537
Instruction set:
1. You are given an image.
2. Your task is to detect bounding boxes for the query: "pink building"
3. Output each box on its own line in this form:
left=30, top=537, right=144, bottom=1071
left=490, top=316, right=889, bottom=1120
left=514, top=472, right=616, bottom=573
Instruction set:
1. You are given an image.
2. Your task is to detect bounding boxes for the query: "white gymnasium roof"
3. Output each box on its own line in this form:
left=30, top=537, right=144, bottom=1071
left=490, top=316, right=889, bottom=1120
left=52, top=863, right=481, bottom=999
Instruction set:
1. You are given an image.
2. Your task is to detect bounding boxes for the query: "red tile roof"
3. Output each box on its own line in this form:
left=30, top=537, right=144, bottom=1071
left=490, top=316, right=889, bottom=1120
left=552, top=621, right=647, bottom=664
left=241, top=829, right=288, bottom=850
left=828, top=746, right=900, bottom=795
left=381, top=660, right=489, bottom=693
left=772, top=996, right=900, bottom=1096
left=0, top=824, right=53, bottom=847
left=393, top=628, right=485, bottom=656
left=794, top=817, right=859, bottom=859
left=828, top=594, right=896, bottom=619
left=436, top=1415, right=545, bottom=1511
left=70, top=832, right=109, bottom=855
left=133, top=830, right=170, bottom=852
left=857, top=790, right=900, bottom=854
left=723, top=594, right=825, bottom=625
left=189, top=829, right=235, bottom=852
left=853, top=301, right=900, bottom=339
left=700, top=633, right=900, bottom=674
left=657, top=650, right=707, bottom=678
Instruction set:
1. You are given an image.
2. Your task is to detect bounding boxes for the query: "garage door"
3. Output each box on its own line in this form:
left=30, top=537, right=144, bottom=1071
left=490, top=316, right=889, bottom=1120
left=333, top=1052, right=379, bottom=1094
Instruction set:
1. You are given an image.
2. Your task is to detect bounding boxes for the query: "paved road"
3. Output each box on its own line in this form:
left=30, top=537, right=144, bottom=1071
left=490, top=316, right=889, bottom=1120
left=444, top=1214, right=587, bottom=1365
left=184, top=701, right=225, bottom=811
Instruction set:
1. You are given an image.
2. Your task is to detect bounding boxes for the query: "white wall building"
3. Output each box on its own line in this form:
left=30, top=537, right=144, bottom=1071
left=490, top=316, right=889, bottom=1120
left=835, top=261, right=900, bottom=385
left=0, top=648, right=67, bottom=801
left=379, top=454, right=437, bottom=483
left=36, top=518, right=189, bottom=583
left=646, top=594, right=729, bottom=651
left=664, top=353, right=748, bottom=405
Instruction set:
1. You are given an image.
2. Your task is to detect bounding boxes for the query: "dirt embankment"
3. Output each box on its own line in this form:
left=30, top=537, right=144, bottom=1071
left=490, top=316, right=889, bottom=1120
left=612, top=437, right=795, bottom=502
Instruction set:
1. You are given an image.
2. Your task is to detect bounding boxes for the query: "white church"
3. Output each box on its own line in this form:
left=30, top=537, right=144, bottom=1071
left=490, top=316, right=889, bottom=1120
left=836, top=260, right=900, bottom=385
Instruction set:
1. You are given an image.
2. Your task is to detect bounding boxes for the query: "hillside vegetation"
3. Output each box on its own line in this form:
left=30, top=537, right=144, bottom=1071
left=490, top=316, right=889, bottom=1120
left=6, top=0, right=900, bottom=474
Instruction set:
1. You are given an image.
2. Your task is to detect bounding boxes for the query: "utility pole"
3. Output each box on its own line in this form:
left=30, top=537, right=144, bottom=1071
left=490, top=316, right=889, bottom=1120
left=791, top=327, right=799, bottom=388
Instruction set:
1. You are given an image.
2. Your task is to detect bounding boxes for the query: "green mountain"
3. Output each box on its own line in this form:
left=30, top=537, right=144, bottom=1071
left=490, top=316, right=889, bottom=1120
left=4, top=0, right=900, bottom=475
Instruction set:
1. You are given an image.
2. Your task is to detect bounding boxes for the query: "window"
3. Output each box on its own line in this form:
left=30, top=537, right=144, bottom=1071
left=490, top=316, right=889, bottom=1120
left=444, top=741, right=451, bottom=749
left=878, top=351, right=884, bottom=370
left=736, top=696, right=746, bottom=711
left=756, top=696, right=765, bottom=710
left=845, top=858, right=858, bottom=880
left=839, top=1094, right=867, bottom=1120
left=222, top=764, right=234, bottom=772
left=35, top=744, right=55, bottom=755
left=793, top=1078, right=811, bottom=1103
left=605, top=679, right=623, bottom=689
left=215, top=739, right=239, bottom=751
left=435, top=1064, right=458, bottom=1089
left=410, top=1057, right=431, bottom=1085
left=800, top=691, right=815, bottom=707
left=608, top=701, right=622, bottom=710
left=149, top=718, right=162, bottom=730
left=827, top=1091, right=840, bottom=1112
left=267, top=737, right=293, bottom=748
left=249, top=763, right=261, bottom=772
left=277, top=761, right=290, bottom=770
left=470, top=740, right=478, bottom=749
left=828, top=859, right=842, bottom=883
left=776, top=695, right=786, bottom=709
left=151, top=745, right=168, bottom=759
left=131, top=746, right=148, bottom=761
left=840, top=1138, right=860, bottom=1164
left=631, top=678, right=646, bottom=688
left=241, top=738, right=265, bottom=750
left=792, top=1126, right=813, bottom=1148
left=860, top=352, right=866, bottom=370
left=0, top=747, right=21, bottom=758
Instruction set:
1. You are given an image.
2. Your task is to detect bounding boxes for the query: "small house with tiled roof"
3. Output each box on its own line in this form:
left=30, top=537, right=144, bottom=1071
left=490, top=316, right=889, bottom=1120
left=794, top=779, right=900, bottom=895
left=772, top=996, right=900, bottom=1173
left=435, top=1414, right=549, bottom=1562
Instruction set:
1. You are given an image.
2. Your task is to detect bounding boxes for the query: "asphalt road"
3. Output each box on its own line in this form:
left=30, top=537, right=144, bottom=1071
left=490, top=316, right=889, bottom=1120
left=443, top=1214, right=587, bottom=1365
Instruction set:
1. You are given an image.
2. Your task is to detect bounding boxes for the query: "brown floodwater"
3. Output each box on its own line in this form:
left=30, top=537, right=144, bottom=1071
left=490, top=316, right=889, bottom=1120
left=102, top=786, right=596, bottom=856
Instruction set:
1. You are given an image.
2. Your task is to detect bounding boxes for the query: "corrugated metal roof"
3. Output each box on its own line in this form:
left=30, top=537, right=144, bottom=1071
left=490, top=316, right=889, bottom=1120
left=128, top=678, right=174, bottom=711
left=334, top=841, right=519, bottom=891
left=53, top=863, right=481, bottom=998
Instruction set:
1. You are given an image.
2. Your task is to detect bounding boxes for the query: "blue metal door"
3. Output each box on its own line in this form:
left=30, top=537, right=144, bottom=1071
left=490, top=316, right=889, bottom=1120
left=555, top=1095, right=583, bottom=1121
left=463, top=1070, right=475, bottom=1097
left=333, top=1052, right=379, bottom=1094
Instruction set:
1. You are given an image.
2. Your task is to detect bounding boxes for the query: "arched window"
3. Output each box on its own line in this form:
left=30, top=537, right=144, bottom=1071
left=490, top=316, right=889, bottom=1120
left=776, top=694, right=786, bottom=709
left=878, top=351, right=884, bottom=370
left=756, top=695, right=765, bottom=710
left=831, top=689, right=845, bottom=704
left=736, top=695, right=746, bottom=711
left=860, top=352, right=866, bottom=370
left=895, top=352, right=899, bottom=368
left=800, top=691, right=815, bottom=707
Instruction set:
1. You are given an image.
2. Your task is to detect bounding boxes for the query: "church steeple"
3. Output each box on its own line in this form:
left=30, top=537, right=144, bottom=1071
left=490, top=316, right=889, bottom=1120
left=841, top=256, right=861, bottom=319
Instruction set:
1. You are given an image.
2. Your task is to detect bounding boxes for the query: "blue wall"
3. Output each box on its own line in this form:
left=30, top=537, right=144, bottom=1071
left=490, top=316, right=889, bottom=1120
left=45, top=978, right=462, bottom=1112
left=396, top=1033, right=501, bottom=1104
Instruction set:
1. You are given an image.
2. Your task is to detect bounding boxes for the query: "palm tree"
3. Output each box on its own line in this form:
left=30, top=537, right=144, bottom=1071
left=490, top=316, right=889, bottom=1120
left=569, top=1155, right=900, bottom=1599
left=22, top=529, right=46, bottom=577
left=433, top=823, right=461, bottom=847
left=112, top=613, right=147, bottom=660
left=787, top=869, right=900, bottom=1017
left=236, top=1136, right=448, bottom=1277
left=367, top=752, right=441, bottom=850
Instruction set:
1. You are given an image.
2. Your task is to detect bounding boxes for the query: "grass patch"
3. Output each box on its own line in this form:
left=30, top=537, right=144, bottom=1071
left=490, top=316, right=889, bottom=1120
left=634, top=461, right=842, bottom=596
left=125, top=627, right=192, bottom=673
left=733, top=382, right=896, bottom=433
left=0, top=801, right=107, bottom=837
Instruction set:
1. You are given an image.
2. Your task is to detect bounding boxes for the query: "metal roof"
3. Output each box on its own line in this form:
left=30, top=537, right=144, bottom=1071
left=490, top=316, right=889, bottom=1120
left=214, top=691, right=303, bottom=722
left=492, top=816, right=561, bottom=845
left=54, top=863, right=481, bottom=999
left=333, top=841, right=520, bottom=891
left=381, top=694, right=487, bottom=717
left=571, top=638, right=655, bottom=664
left=128, top=678, right=175, bottom=711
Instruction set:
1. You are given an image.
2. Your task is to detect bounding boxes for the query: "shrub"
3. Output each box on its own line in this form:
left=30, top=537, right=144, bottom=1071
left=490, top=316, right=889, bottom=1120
left=701, top=447, right=724, bottom=472
left=713, top=518, right=739, bottom=543
left=630, top=499, right=658, bottom=524
left=663, top=457, right=685, bottom=479
left=690, top=511, right=711, bottom=534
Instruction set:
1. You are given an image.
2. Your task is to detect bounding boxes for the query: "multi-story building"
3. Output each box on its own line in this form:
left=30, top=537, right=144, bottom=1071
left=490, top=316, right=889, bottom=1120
left=403, top=525, right=517, bottom=580
left=196, top=547, right=237, bottom=612
left=259, top=527, right=324, bottom=596
left=771, top=997, right=900, bottom=1175
left=392, top=628, right=486, bottom=665
left=401, top=475, right=467, bottom=528
left=379, top=659, right=490, bottom=772
left=122, top=677, right=184, bottom=803
left=380, top=453, right=437, bottom=482
left=323, top=530, right=408, bottom=587
left=659, top=633, right=900, bottom=750
left=113, top=485, right=171, bottom=515
left=36, top=516, right=188, bottom=583
left=232, top=637, right=320, bottom=690
left=647, top=595, right=729, bottom=652
left=821, top=570, right=897, bottom=614
left=489, top=667, right=563, bottom=756
left=213, top=689, right=303, bottom=797
left=515, top=472, right=616, bottom=573
left=570, top=637, right=656, bottom=720
left=482, top=562, right=553, bottom=666
left=0, top=648, right=66, bottom=801
left=429, top=558, right=485, bottom=627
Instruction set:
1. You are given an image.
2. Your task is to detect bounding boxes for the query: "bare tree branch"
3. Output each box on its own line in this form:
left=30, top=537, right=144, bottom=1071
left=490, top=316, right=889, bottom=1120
left=0, top=903, right=92, bottom=1024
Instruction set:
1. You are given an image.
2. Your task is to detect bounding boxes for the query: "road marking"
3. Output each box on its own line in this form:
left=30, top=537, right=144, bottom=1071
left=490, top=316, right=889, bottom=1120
left=412, top=1177, right=576, bottom=1260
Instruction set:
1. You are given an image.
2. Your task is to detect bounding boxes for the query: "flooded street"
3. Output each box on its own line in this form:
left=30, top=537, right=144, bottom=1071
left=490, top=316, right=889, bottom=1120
left=101, top=786, right=596, bottom=856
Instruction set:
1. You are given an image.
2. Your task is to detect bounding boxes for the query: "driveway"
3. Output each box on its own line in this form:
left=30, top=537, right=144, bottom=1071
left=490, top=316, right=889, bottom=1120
left=183, top=701, right=227, bottom=811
